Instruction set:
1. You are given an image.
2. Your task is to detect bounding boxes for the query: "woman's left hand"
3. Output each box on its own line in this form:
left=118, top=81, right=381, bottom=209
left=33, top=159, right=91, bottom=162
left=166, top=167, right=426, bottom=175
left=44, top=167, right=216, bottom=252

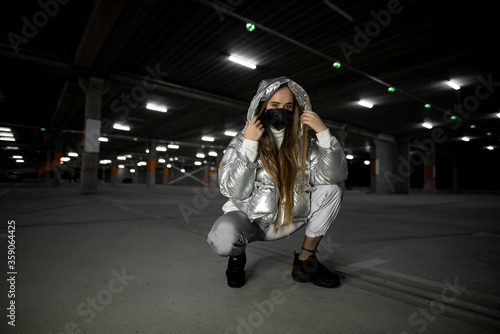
left=301, top=110, right=327, bottom=133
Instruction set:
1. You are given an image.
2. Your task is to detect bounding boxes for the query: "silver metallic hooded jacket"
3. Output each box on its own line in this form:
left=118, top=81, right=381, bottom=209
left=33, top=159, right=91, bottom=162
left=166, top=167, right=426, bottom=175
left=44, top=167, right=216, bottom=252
left=218, top=77, right=347, bottom=226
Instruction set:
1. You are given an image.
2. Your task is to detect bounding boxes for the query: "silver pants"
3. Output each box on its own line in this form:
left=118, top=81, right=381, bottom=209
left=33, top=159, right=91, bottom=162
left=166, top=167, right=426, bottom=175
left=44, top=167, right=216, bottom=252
left=207, top=184, right=343, bottom=257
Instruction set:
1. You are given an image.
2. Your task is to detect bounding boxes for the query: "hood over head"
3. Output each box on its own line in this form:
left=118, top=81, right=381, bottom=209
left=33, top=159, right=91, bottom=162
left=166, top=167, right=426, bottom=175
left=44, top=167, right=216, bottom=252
left=246, top=76, right=312, bottom=123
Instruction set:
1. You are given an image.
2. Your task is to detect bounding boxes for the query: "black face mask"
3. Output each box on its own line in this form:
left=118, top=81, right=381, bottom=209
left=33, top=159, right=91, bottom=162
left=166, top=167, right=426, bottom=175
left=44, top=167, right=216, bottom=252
left=264, top=108, right=294, bottom=131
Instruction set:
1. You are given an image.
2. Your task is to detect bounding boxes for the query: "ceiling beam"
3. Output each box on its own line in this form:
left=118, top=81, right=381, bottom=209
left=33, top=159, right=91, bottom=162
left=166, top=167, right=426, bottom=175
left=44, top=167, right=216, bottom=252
left=74, top=0, right=128, bottom=70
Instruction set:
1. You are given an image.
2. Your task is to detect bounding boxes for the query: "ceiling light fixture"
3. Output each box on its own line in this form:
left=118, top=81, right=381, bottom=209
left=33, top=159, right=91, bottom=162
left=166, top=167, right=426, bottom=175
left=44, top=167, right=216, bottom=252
left=98, top=137, right=109, bottom=142
left=0, top=137, right=15, bottom=141
left=487, top=146, right=494, bottom=150
left=156, top=146, right=167, bottom=152
left=461, top=136, right=470, bottom=142
left=228, top=55, right=257, bottom=69
left=496, top=113, right=500, bottom=118
left=208, top=151, right=218, bottom=157
left=0, top=127, right=12, bottom=132
left=113, top=123, right=130, bottom=131
left=446, top=80, right=461, bottom=90
left=224, top=130, right=238, bottom=137
left=346, top=154, right=354, bottom=160
left=202, top=136, right=215, bottom=142
left=358, top=100, right=373, bottom=108
left=196, top=153, right=205, bottom=158
left=146, top=103, right=167, bottom=112
left=422, top=122, right=433, bottom=129
left=167, top=144, right=179, bottom=149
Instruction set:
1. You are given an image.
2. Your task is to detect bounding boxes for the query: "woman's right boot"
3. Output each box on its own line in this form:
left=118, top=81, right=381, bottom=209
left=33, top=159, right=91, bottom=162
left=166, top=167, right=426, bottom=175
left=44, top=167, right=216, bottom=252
left=226, top=252, right=246, bottom=288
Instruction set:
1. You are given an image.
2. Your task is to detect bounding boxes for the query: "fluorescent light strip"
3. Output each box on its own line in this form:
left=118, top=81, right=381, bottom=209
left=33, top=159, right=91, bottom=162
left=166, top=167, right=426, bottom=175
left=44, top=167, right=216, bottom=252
left=228, top=55, right=257, bottom=69
left=202, top=136, right=214, bottom=142
left=358, top=100, right=373, bottom=108
left=461, top=136, right=470, bottom=142
left=0, top=137, right=15, bottom=141
left=113, top=123, right=130, bottom=131
left=446, top=80, right=461, bottom=90
left=167, top=144, right=179, bottom=149
left=224, top=130, right=238, bottom=137
left=156, top=146, right=167, bottom=152
left=146, top=103, right=167, bottom=112
left=0, top=127, right=12, bottom=132
left=422, top=122, right=433, bottom=129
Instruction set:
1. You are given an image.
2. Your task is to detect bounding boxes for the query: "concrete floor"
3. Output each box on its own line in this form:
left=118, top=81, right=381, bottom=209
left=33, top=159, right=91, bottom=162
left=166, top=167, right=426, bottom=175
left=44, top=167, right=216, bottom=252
left=1, top=181, right=499, bottom=334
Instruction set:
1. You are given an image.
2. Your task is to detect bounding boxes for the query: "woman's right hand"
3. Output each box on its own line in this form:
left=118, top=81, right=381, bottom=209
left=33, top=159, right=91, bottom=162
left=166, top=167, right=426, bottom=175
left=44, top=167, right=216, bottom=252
left=244, top=115, right=265, bottom=141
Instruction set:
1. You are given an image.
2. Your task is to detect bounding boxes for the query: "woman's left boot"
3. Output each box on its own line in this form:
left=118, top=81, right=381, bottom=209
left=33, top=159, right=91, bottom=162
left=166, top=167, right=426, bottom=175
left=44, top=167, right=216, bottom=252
left=226, top=252, right=246, bottom=288
left=292, top=248, right=340, bottom=288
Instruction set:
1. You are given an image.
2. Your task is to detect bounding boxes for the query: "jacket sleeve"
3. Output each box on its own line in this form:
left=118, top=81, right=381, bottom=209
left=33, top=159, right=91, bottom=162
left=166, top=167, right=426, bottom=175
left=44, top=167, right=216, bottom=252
left=310, top=132, right=348, bottom=185
left=218, top=133, right=258, bottom=200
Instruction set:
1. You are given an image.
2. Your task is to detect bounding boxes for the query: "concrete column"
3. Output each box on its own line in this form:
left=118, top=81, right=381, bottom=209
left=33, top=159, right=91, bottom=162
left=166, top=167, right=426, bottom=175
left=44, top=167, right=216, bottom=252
left=79, top=76, right=107, bottom=194
left=393, top=137, right=410, bottom=194
left=146, top=140, right=157, bottom=187
left=110, top=158, right=119, bottom=186
left=45, top=150, right=52, bottom=182
left=133, top=169, right=139, bottom=184
left=423, top=148, right=436, bottom=193
left=163, top=167, right=169, bottom=185
left=452, top=157, right=458, bottom=193
left=53, top=135, right=63, bottom=186
left=370, top=138, right=395, bottom=194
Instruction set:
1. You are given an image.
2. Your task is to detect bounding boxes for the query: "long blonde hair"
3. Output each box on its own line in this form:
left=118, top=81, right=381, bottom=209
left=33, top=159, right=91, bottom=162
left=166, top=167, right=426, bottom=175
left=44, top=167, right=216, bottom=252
left=256, top=94, right=309, bottom=234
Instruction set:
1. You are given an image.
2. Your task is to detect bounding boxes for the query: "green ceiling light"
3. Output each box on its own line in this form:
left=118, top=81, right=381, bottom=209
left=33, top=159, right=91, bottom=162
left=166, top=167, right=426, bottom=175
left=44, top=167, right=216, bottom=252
left=470, top=124, right=476, bottom=129
left=486, top=132, right=492, bottom=136
left=450, top=115, right=457, bottom=120
left=332, top=62, right=341, bottom=69
left=246, top=23, right=255, bottom=31
left=424, top=104, right=431, bottom=109
left=40, top=127, right=46, bottom=131
left=387, top=87, right=395, bottom=93
left=201, top=145, right=205, bottom=149
left=133, top=137, right=138, bottom=141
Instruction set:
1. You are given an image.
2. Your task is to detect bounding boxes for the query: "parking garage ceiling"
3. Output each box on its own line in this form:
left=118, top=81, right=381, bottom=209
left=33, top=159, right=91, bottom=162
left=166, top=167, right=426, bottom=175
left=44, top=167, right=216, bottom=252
left=0, top=0, right=499, bottom=170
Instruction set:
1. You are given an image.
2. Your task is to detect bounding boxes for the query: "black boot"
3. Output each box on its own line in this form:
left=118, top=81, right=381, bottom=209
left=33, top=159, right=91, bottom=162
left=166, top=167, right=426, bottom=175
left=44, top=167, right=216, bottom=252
left=226, top=252, right=246, bottom=288
left=292, top=248, right=340, bottom=288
